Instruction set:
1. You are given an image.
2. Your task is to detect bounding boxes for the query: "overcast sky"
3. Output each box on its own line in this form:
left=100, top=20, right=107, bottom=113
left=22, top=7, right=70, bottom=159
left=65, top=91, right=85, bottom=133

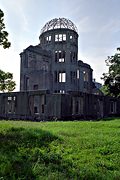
left=0, top=0, right=120, bottom=91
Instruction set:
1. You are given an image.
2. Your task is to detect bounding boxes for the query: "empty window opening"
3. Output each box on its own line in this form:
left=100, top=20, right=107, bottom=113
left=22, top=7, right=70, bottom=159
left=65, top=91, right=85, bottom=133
left=7, top=96, right=16, bottom=114
left=8, top=96, right=16, bottom=101
left=59, top=51, right=65, bottom=62
left=46, top=35, right=51, bottom=42
left=46, top=36, right=49, bottom=41
left=60, top=90, right=65, bottom=94
left=59, top=58, right=64, bottom=62
left=42, top=104, right=44, bottom=113
left=59, top=72, right=66, bottom=82
left=54, top=71, right=58, bottom=82
left=83, top=71, right=88, bottom=81
left=75, top=101, right=79, bottom=114
left=49, top=35, right=51, bottom=41
left=63, top=90, right=65, bottom=93
left=55, top=51, right=58, bottom=62
left=33, top=84, right=38, bottom=90
left=34, top=106, right=38, bottom=114
left=77, top=69, right=80, bottom=79
left=59, top=34, right=62, bottom=41
left=70, top=35, right=73, bottom=39
left=8, top=96, right=12, bottom=101
left=55, top=34, right=59, bottom=42
left=59, top=51, right=62, bottom=59
left=63, top=34, right=66, bottom=41
left=55, top=34, right=66, bottom=42
left=55, top=51, right=65, bottom=62
left=110, top=101, right=116, bottom=113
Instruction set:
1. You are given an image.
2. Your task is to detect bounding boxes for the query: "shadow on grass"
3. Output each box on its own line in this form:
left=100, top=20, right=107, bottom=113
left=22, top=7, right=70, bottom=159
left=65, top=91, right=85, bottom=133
left=0, top=127, right=63, bottom=179
left=0, top=127, right=78, bottom=179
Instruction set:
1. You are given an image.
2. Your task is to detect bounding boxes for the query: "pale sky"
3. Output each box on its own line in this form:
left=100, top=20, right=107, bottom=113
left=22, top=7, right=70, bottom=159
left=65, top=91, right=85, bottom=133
left=0, top=0, right=120, bottom=91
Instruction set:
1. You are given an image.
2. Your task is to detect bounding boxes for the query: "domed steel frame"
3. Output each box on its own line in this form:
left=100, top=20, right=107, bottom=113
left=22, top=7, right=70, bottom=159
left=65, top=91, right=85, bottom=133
left=40, top=18, right=78, bottom=35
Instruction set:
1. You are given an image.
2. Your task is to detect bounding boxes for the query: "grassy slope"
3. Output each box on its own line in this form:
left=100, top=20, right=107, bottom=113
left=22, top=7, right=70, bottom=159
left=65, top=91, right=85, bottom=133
left=0, top=118, right=120, bottom=180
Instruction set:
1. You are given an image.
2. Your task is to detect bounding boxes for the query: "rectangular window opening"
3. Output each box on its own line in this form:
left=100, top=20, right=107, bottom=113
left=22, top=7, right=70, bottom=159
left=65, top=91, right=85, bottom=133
left=42, top=104, right=44, bottom=113
left=55, top=51, right=65, bottom=62
left=33, top=84, right=38, bottom=90
left=60, top=90, right=65, bottom=93
left=59, top=51, right=62, bottom=58
left=59, top=72, right=66, bottom=82
left=34, top=106, right=38, bottom=114
left=110, top=101, right=116, bottom=113
left=46, top=36, right=51, bottom=42
left=55, top=51, right=58, bottom=62
left=54, top=71, right=58, bottom=82
left=8, top=96, right=12, bottom=101
left=58, top=51, right=65, bottom=62
left=83, top=71, right=88, bottom=81
left=59, top=58, right=65, bottom=62
left=55, top=34, right=59, bottom=42
left=59, top=34, right=62, bottom=41
left=63, top=34, right=66, bottom=41
left=49, top=35, right=51, bottom=41
left=55, top=34, right=66, bottom=42
left=77, top=69, right=80, bottom=79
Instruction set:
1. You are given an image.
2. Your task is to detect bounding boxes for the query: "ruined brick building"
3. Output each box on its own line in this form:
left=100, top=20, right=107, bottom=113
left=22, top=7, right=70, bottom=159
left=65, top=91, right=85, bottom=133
left=0, top=18, right=120, bottom=120
left=20, top=18, right=93, bottom=94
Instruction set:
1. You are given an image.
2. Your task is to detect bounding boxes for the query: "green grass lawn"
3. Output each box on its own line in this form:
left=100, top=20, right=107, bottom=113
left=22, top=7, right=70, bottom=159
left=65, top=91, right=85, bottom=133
left=0, top=118, right=120, bottom=180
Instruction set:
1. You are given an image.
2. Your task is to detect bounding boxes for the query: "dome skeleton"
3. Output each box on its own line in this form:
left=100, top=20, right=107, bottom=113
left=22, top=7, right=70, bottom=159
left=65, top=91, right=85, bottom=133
left=40, top=18, right=78, bottom=35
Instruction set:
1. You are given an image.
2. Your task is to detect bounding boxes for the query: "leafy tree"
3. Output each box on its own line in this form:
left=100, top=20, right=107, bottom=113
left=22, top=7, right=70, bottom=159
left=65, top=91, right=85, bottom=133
left=100, top=85, right=109, bottom=96
left=0, top=70, right=16, bottom=92
left=102, top=48, right=120, bottom=97
left=0, top=9, right=11, bottom=48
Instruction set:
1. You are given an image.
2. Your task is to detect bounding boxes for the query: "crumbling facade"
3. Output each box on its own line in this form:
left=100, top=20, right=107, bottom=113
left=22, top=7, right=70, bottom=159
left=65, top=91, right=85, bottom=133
left=0, top=18, right=120, bottom=121
left=0, top=90, right=120, bottom=120
left=20, top=18, right=93, bottom=94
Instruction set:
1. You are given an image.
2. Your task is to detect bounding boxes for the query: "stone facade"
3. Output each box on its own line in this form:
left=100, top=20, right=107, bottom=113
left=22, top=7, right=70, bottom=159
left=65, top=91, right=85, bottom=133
left=20, top=18, right=93, bottom=94
left=0, top=91, right=120, bottom=121
left=0, top=18, right=120, bottom=121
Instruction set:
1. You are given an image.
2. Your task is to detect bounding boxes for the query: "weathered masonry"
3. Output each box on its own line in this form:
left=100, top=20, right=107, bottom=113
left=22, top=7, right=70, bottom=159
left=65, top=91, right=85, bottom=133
left=0, top=91, right=120, bottom=120
left=0, top=18, right=120, bottom=120
left=20, top=18, right=93, bottom=94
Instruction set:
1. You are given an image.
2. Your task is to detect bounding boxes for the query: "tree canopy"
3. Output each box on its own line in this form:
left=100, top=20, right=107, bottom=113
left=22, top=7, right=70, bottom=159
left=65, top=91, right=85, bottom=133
left=0, top=70, right=16, bottom=92
left=102, top=48, right=120, bottom=97
left=0, top=9, right=11, bottom=48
